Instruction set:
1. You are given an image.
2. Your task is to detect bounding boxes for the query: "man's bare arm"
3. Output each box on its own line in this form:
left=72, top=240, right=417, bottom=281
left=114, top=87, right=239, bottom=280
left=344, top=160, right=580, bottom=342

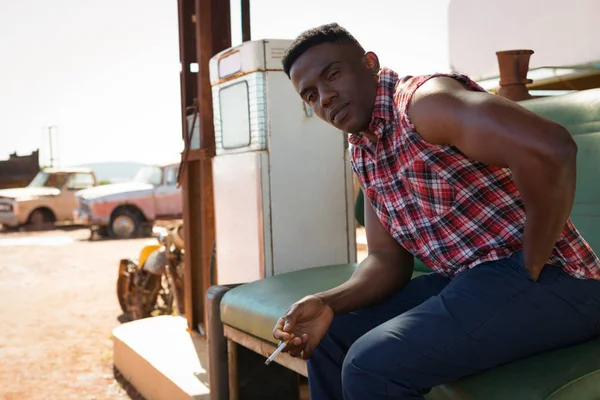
left=316, top=184, right=414, bottom=315
left=408, top=77, right=577, bottom=280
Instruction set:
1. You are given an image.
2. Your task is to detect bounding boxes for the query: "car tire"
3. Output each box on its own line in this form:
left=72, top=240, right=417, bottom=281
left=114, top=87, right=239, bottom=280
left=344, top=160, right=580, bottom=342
left=27, top=208, right=54, bottom=231
left=109, top=208, right=142, bottom=239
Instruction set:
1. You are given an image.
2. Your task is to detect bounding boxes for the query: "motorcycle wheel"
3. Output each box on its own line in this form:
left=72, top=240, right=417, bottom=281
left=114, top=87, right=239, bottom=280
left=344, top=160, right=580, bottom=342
left=116, top=260, right=135, bottom=315
left=116, top=260, right=162, bottom=320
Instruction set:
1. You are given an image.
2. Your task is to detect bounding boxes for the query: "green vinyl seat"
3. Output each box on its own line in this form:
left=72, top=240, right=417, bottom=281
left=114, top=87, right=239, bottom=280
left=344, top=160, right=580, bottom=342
left=221, top=88, right=600, bottom=399
left=221, top=262, right=432, bottom=346
left=220, top=264, right=600, bottom=400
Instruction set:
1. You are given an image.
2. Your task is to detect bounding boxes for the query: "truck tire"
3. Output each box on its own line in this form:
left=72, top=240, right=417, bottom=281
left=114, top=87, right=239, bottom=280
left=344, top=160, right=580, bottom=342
left=109, top=208, right=142, bottom=239
left=27, top=208, right=55, bottom=231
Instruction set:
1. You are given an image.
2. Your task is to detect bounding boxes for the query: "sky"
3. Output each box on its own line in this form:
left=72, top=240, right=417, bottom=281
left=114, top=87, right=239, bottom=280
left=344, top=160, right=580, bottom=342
left=0, top=0, right=450, bottom=167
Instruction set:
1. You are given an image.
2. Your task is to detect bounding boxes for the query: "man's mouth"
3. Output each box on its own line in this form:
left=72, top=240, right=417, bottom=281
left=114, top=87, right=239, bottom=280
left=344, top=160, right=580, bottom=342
left=328, top=103, right=349, bottom=123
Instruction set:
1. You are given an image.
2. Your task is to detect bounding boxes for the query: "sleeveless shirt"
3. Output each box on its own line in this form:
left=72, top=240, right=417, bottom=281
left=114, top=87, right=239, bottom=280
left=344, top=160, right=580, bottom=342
left=348, top=67, right=600, bottom=280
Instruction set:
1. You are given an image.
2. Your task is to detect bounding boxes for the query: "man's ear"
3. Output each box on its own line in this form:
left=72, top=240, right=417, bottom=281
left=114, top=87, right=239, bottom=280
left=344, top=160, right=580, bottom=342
left=363, top=51, right=380, bottom=76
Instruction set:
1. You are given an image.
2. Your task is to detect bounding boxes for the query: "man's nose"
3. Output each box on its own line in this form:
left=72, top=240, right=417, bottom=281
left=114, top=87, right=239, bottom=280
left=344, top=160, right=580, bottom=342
left=320, top=89, right=337, bottom=109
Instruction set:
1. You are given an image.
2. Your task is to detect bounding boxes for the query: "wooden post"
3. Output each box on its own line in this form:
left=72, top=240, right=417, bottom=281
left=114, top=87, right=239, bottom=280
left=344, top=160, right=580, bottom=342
left=177, top=0, right=232, bottom=333
left=227, top=339, right=239, bottom=400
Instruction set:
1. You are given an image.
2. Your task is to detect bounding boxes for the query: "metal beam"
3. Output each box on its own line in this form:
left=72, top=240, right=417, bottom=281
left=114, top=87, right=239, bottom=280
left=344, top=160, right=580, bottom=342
left=177, top=0, right=197, bottom=332
left=177, top=0, right=197, bottom=138
left=177, top=0, right=231, bottom=333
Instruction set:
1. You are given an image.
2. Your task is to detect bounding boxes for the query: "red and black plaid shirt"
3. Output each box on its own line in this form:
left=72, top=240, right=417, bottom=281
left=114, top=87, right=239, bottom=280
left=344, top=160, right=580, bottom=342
left=349, top=67, right=600, bottom=280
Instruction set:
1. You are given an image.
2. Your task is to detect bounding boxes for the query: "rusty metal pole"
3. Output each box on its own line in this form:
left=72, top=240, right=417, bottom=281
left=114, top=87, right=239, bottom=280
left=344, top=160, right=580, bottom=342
left=176, top=0, right=199, bottom=331
left=177, top=0, right=197, bottom=141
left=177, top=0, right=231, bottom=334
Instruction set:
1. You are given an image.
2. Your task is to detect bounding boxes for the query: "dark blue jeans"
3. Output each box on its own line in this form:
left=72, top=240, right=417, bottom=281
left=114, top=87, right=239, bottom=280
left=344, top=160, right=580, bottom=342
left=307, top=252, right=600, bottom=399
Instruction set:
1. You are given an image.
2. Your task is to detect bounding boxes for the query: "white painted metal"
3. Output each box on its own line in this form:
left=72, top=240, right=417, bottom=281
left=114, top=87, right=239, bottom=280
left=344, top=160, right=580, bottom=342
left=212, top=152, right=267, bottom=284
left=210, top=39, right=356, bottom=285
left=265, top=71, right=353, bottom=277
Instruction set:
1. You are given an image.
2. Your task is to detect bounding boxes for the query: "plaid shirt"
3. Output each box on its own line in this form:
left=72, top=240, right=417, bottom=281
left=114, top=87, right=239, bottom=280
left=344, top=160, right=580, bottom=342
left=349, top=67, right=600, bottom=280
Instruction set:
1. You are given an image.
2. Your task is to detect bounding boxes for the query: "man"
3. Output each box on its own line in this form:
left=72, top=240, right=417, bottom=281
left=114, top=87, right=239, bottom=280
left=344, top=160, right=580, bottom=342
left=272, top=23, right=600, bottom=400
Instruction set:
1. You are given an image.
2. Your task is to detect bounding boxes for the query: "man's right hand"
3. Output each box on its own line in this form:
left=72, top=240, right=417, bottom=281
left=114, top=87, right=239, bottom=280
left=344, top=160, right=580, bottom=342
left=270, top=184, right=413, bottom=360
left=272, top=294, right=334, bottom=360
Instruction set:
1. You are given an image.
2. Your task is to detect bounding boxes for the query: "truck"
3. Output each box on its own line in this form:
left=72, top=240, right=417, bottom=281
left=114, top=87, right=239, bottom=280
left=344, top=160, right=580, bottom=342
left=73, top=162, right=183, bottom=239
left=0, top=167, right=97, bottom=230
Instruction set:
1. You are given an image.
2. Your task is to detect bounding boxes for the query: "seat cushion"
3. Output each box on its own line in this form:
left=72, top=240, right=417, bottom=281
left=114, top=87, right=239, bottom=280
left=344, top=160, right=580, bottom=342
left=221, top=264, right=431, bottom=345
left=428, top=337, right=600, bottom=400
left=221, top=264, right=356, bottom=345
left=221, top=264, right=600, bottom=399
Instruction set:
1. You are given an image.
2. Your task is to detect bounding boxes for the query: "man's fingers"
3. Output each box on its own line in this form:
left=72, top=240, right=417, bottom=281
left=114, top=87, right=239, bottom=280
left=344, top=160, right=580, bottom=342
left=287, top=342, right=306, bottom=358
left=272, top=317, right=292, bottom=341
left=283, top=315, right=296, bottom=332
left=291, top=336, right=303, bottom=346
left=273, top=330, right=291, bottom=342
left=273, top=303, right=305, bottom=342
left=525, top=264, right=542, bottom=281
left=274, top=330, right=296, bottom=342
left=301, top=343, right=314, bottom=360
left=283, top=304, right=302, bottom=332
left=276, top=334, right=305, bottom=358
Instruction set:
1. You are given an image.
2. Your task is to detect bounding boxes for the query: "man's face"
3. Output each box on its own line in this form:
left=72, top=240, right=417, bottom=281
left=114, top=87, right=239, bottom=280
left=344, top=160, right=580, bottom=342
left=289, top=42, right=378, bottom=134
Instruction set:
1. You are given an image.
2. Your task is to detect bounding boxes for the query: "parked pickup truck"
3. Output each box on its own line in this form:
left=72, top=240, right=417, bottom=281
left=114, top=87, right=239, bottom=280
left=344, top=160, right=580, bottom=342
left=73, top=163, right=183, bottom=239
left=0, top=167, right=98, bottom=230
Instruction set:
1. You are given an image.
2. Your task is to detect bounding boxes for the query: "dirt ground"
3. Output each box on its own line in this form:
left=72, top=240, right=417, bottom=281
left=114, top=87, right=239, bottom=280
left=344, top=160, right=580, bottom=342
left=0, top=227, right=153, bottom=400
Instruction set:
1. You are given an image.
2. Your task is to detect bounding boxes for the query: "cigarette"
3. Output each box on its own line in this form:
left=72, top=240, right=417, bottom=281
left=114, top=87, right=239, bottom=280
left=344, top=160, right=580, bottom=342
left=265, top=341, right=288, bottom=365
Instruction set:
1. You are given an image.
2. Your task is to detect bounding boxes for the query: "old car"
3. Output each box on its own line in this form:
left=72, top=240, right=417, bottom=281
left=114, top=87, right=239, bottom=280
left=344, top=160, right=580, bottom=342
left=0, top=167, right=98, bottom=230
left=73, top=162, right=182, bottom=239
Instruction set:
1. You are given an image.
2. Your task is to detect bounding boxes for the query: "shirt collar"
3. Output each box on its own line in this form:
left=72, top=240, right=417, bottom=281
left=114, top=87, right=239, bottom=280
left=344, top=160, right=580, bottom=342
left=348, top=67, right=398, bottom=146
left=370, top=67, right=398, bottom=122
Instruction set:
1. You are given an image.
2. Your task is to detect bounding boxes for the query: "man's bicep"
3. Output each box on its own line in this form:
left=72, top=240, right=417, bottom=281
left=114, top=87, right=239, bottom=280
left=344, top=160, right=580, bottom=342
left=408, top=77, right=574, bottom=168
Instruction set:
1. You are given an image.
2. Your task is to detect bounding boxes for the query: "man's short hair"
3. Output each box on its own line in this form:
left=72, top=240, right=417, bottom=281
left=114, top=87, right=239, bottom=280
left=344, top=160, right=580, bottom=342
left=282, top=23, right=365, bottom=78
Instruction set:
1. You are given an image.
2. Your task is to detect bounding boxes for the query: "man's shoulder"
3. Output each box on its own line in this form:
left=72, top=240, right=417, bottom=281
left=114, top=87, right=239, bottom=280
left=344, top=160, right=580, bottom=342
left=396, top=72, right=483, bottom=94
left=392, top=73, right=486, bottom=113
left=380, top=69, right=461, bottom=101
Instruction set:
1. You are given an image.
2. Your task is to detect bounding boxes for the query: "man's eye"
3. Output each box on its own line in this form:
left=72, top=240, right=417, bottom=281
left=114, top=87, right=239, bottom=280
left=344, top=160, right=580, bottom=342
left=328, top=71, right=340, bottom=80
left=306, top=93, right=316, bottom=102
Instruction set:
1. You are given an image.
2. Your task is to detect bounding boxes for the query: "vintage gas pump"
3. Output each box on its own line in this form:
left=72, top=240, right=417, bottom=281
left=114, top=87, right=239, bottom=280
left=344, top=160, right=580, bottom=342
left=209, top=39, right=357, bottom=285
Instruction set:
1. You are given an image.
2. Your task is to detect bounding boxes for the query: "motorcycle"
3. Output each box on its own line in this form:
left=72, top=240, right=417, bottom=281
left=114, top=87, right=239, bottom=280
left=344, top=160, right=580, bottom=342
left=116, top=223, right=185, bottom=320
